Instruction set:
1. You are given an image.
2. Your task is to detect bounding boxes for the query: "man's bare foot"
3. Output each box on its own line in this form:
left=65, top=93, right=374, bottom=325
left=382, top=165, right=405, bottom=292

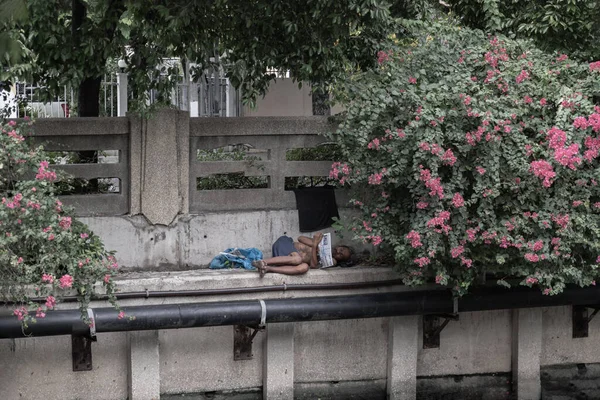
left=252, top=260, right=268, bottom=278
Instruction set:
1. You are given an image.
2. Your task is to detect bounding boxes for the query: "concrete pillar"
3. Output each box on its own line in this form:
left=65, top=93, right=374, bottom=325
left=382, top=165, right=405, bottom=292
left=512, top=308, right=542, bottom=400
left=129, top=109, right=189, bottom=223
left=116, top=72, right=128, bottom=117
left=128, top=330, right=160, bottom=400
left=387, top=316, right=419, bottom=400
left=263, top=323, right=295, bottom=400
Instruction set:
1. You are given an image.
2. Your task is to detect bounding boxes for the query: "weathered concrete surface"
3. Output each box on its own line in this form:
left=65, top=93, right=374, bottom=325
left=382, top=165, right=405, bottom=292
left=128, top=330, right=160, bottom=400
left=295, top=379, right=386, bottom=399
left=263, top=323, right=294, bottom=400
left=80, top=209, right=367, bottom=270
left=159, top=326, right=264, bottom=395
left=0, top=332, right=128, bottom=400
left=387, top=316, right=419, bottom=400
left=133, top=109, right=189, bottom=225
left=512, top=308, right=542, bottom=400
left=416, top=373, right=512, bottom=400
left=294, top=318, right=388, bottom=383
left=418, top=310, right=512, bottom=376
left=541, top=306, right=600, bottom=366
left=541, top=363, right=600, bottom=400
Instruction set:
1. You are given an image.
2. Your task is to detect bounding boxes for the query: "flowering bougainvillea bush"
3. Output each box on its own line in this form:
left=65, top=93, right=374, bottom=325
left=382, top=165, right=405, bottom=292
left=0, top=119, right=121, bottom=325
left=330, top=20, right=600, bottom=295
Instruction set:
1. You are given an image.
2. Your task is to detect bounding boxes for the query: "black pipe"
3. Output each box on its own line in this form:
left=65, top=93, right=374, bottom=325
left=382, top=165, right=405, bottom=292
left=1, top=285, right=600, bottom=339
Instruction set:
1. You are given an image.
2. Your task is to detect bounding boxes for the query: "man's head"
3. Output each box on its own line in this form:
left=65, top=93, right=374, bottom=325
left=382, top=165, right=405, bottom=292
left=333, top=245, right=352, bottom=262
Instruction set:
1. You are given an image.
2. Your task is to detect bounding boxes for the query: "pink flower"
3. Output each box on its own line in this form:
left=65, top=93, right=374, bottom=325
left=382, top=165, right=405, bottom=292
left=557, top=54, right=568, bottom=62
left=452, top=193, right=464, bottom=208
left=526, top=277, right=538, bottom=284
left=45, top=295, right=56, bottom=309
left=367, top=138, right=380, bottom=150
left=408, top=77, right=417, bottom=84
left=406, top=230, right=423, bottom=248
left=573, top=200, right=583, bottom=207
left=589, top=61, right=600, bottom=72
left=104, top=274, right=111, bottom=284
left=524, top=253, right=540, bottom=262
left=476, top=166, right=486, bottom=175
left=35, top=307, right=46, bottom=318
left=397, top=128, right=406, bottom=138
left=42, top=273, right=54, bottom=283
left=414, top=257, right=430, bottom=267
left=460, top=257, right=473, bottom=268
left=523, top=95, right=533, bottom=104
left=118, top=311, right=126, bottom=320
left=8, top=120, right=16, bottom=127
left=450, top=245, right=464, bottom=258
left=515, top=70, right=530, bottom=83
left=80, top=233, right=89, bottom=239
left=532, top=240, right=544, bottom=252
left=58, top=274, right=73, bottom=289
left=573, top=117, right=589, bottom=130
left=377, top=50, right=390, bottom=64
left=435, top=275, right=444, bottom=284
left=441, top=149, right=457, bottom=166
left=416, top=201, right=428, bottom=209
left=13, top=307, right=28, bottom=321
left=48, top=234, right=55, bottom=241
left=59, top=216, right=72, bottom=230
left=530, top=160, right=555, bottom=187
left=371, top=236, right=383, bottom=246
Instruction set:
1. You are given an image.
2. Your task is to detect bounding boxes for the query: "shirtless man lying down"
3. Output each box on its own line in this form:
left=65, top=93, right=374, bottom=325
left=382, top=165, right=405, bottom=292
left=252, top=233, right=352, bottom=277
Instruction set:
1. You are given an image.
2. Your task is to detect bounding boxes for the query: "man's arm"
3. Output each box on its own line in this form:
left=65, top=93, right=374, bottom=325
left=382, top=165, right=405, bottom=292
left=309, top=233, right=323, bottom=268
left=297, top=236, right=314, bottom=247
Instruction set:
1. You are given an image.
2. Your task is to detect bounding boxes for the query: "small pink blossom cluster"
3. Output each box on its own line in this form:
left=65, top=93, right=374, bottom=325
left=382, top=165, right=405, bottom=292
left=426, top=211, right=452, bottom=235
left=419, top=166, right=444, bottom=199
left=526, top=277, right=539, bottom=285
left=377, top=51, right=390, bottom=65
left=416, top=201, right=428, bottom=209
left=2, top=193, right=23, bottom=209
left=42, top=273, right=54, bottom=283
left=450, top=245, right=464, bottom=258
left=406, top=230, right=422, bottom=248
left=452, top=193, right=464, bottom=208
left=58, top=274, right=74, bottom=289
left=368, top=168, right=387, bottom=185
left=13, top=307, right=28, bottom=321
left=59, top=216, right=72, bottom=230
left=45, top=295, right=56, bottom=309
left=524, top=253, right=540, bottom=263
left=590, top=61, right=600, bottom=72
left=465, top=126, right=486, bottom=146
left=367, top=138, right=380, bottom=150
left=515, top=69, right=530, bottom=83
left=329, top=162, right=351, bottom=185
left=414, top=257, right=430, bottom=267
left=7, top=130, right=24, bottom=142
left=35, top=160, right=57, bottom=181
left=584, top=136, right=600, bottom=162
left=552, top=213, right=570, bottom=230
left=529, top=159, right=555, bottom=187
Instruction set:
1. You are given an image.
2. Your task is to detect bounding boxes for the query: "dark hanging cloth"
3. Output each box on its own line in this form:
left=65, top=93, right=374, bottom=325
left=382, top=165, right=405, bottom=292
left=293, top=186, right=339, bottom=232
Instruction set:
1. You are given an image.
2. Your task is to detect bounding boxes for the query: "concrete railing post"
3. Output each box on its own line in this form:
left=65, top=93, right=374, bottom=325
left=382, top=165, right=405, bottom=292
left=116, top=72, right=128, bottom=117
left=512, top=308, right=542, bottom=399
left=263, top=323, right=295, bottom=400
left=128, top=330, right=160, bottom=400
left=129, top=109, right=189, bottom=224
left=387, top=316, right=419, bottom=400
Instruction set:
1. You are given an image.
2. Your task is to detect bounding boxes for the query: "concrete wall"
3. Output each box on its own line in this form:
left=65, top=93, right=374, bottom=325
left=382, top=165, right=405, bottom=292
left=2, top=275, right=599, bottom=400
left=243, top=79, right=313, bottom=117
left=242, top=79, right=345, bottom=117
left=80, top=209, right=362, bottom=270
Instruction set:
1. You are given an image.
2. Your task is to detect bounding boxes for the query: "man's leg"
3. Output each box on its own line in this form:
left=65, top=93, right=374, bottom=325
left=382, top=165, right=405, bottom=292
left=265, top=263, right=309, bottom=275
left=262, top=254, right=302, bottom=266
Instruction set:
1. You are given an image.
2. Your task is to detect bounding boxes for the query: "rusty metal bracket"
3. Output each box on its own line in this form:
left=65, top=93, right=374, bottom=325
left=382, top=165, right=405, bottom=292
left=423, top=313, right=459, bottom=349
left=572, top=305, right=600, bottom=338
left=234, top=324, right=264, bottom=361
left=72, top=335, right=94, bottom=371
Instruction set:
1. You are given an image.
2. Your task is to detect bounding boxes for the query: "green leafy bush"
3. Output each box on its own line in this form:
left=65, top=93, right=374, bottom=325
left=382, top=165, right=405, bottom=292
left=330, top=20, right=600, bottom=295
left=0, top=119, right=121, bottom=325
